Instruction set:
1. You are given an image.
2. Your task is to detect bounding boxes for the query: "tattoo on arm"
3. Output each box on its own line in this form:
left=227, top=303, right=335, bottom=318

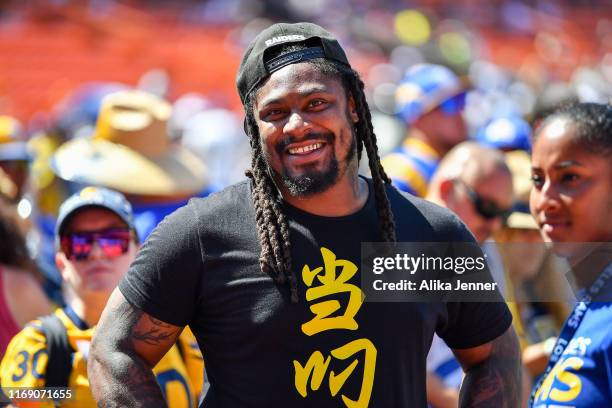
left=89, top=291, right=181, bottom=408
left=133, top=316, right=180, bottom=345
left=459, top=328, right=522, bottom=408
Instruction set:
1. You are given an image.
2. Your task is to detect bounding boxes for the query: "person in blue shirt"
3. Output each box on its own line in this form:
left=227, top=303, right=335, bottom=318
left=529, top=102, right=612, bottom=407
left=381, top=64, right=468, bottom=197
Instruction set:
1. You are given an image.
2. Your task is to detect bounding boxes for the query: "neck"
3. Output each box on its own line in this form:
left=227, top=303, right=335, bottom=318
left=569, top=243, right=612, bottom=289
left=411, top=126, right=447, bottom=156
left=281, top=170, right=368, bottom=217
left=64, top=290, right=109, bottom=327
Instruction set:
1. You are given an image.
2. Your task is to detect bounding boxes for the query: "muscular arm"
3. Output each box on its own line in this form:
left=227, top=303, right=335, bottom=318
left=453, top=326, right=521, bottom=408
left=88, top=288, right=183, bottom=407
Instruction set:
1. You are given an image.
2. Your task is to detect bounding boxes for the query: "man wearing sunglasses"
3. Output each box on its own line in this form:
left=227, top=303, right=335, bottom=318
left=427, top=142, right=513, bottom=243
left=0, top=186, right=201, bottom=407
left=382, top=63, right=468, bottom=198
left=424, top=141, right=514, bottom=407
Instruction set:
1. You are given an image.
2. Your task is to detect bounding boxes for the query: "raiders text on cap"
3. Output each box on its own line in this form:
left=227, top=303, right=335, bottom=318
left=264, top=35, right=306, bottom=47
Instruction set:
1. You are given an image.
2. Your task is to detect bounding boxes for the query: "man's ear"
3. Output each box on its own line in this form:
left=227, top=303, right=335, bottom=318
left=55, top=252, right=71, bottom=282
left=348, top=96, right=359, bottom=123
left=439, top=178, right=455, bottom=204
left=55, top=252, right=65, bottom=270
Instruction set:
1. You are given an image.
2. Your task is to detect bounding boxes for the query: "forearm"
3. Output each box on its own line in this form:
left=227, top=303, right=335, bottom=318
left=88, top=344, right=166, bottom=408
left=88, top=290, right=180, bottom=408
left=459, top=328, right=522, bottom=408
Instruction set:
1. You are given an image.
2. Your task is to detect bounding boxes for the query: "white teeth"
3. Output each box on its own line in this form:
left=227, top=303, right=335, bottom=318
left=288, top=143, right=322, bottom=154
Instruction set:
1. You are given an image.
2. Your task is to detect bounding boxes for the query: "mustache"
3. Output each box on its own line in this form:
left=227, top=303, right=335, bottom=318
left=275, top=132, right=335, bottom=156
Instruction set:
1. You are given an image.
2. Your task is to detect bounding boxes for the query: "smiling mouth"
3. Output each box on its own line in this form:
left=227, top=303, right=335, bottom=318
left=287, top=142, right=324, bottom=155
left=541, top=221, right=570, bottom=234
left=541, top=218, right=570, bottom=227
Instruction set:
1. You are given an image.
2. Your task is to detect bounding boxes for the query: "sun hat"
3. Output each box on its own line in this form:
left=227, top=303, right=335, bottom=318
left=51, top=90, right=208, bottom=196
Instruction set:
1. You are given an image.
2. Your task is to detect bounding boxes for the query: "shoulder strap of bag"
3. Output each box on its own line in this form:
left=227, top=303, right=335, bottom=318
left=39, top=314, right=72, bottom=389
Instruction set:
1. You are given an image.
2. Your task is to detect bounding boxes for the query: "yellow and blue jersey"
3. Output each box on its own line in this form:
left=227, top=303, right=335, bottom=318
left=532, top=302, right=612, bottom=407
left=0, top=307, right=201, bottom=408
left=176, top=326, right=205, bottom=399
left=381, top=136, right=440, bottom=197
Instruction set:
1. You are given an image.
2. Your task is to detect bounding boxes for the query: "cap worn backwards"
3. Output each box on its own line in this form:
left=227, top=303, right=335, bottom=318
left=236, top=22, right=351, bottom=105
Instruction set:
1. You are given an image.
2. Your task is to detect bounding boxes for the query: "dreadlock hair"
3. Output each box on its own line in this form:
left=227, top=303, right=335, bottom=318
left=243, top=42, right=396, bottom=303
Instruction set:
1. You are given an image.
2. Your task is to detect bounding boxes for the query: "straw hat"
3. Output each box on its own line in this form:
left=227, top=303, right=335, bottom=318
left=52, top=90, right=208, bottom=196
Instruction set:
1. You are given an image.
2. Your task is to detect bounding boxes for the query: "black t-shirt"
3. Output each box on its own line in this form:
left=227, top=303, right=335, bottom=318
left=119, top=178, right=511, bottom=407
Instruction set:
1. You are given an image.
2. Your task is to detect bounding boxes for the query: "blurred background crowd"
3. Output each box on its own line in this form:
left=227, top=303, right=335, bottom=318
left=1, top=0, right=611, bottom=407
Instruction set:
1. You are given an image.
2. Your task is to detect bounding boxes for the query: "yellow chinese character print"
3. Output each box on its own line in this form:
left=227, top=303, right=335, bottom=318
left=301, top=247, right=364, bottom=336
left=294, top=339, right=377, bottom=408
left=293, top=351, right=331, bottom=397
left=534, top=356, right=584, bottom=403
left=330, top=339, right=377, bottom=408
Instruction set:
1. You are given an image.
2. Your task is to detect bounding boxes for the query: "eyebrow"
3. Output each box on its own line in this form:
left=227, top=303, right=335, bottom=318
left=258, top=86, right=332, bottom=108
left=531, top=160, right=584, bottom=172
left=555, top=160, right=583, bottom=169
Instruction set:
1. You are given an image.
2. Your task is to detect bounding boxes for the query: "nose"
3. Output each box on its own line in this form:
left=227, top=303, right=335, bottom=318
left=530, top=180, right=561, bottom=216
left=87, top=241, right=106, bottom=260
left=283, top=111, right=311, bottom=137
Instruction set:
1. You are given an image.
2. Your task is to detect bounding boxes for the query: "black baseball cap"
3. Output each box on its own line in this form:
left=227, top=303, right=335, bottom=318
left=236, top=22, right=351, bottom=105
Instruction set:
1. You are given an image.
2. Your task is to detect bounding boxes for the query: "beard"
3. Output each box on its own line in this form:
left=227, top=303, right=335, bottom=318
left=281, top=153, right=339, bottom=197
left=269, top=127, right=357, bottom=198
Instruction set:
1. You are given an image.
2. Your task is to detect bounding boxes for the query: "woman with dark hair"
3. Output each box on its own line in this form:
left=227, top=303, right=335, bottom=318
left=0, top=169, right=52, bottom=358
left=529, top=103, right=612, bottom=407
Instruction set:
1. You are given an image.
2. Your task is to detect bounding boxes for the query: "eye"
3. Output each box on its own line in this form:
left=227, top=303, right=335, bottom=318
left=531, top=174, right=544, bottom=189
left=560, top=173, right=580, bottom=184
left=308, top=99, right=328, bottom=110
left=263, top=108, right=286, bottom=121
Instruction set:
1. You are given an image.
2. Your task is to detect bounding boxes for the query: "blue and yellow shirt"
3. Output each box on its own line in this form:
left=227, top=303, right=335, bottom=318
left=533, top=302, right=612, bottom=407
left=381, top=136, right=440, bottom=197
left=0, top=307, right=201, bottom=408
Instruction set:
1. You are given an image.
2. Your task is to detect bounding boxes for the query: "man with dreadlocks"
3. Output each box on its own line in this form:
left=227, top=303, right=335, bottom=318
left=88, top=22, right=520, bottom=407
